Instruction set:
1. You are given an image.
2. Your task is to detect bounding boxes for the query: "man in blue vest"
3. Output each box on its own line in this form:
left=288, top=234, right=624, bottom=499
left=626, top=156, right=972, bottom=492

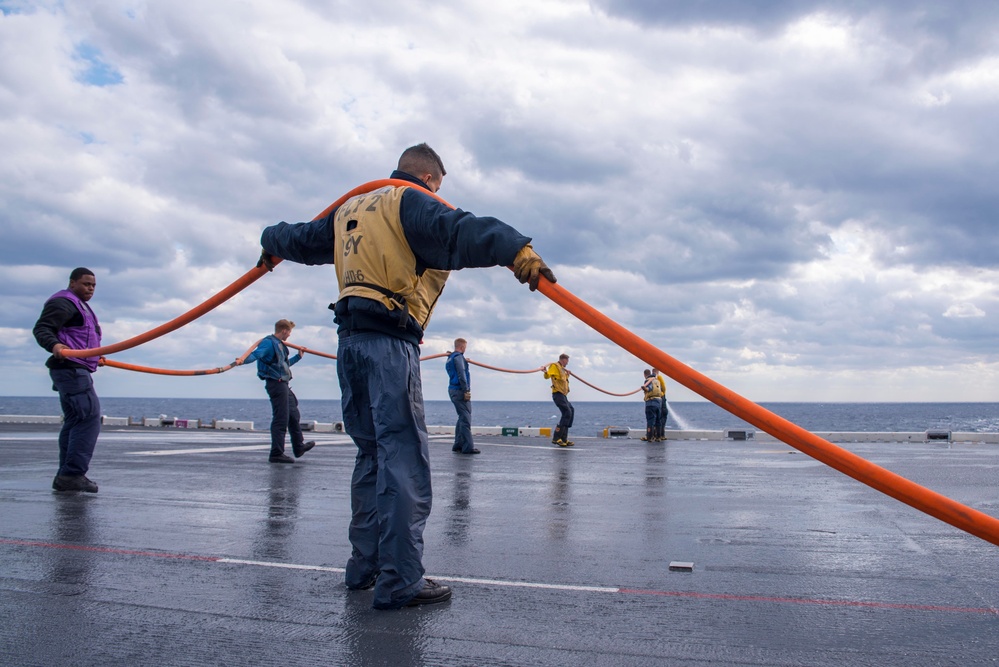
left=238, top=319, right=315, bottom=463
left=446, top=337, right=478, bottom=454
left=33, top=267, right=103, bottom=493
left=258, top=142, right=555, bottom=610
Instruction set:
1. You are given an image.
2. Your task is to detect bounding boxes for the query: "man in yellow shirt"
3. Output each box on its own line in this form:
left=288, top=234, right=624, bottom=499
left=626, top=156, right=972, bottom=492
left=543, top=353, right=574, bottom=446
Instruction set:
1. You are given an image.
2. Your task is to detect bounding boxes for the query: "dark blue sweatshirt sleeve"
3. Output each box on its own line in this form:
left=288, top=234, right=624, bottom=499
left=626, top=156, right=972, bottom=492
left=243, top=337, right=273, bottom=364
left=32, top=297, right=78, bottom=353
left=260, top=211, right=337, bottom=265
left=454, top=354, right=470, bottom=391
left=398, top=189, right=531, bottom=272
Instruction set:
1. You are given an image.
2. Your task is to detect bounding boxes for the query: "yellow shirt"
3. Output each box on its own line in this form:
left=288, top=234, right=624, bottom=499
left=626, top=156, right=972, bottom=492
left=544, top=362, right=570, bottom=395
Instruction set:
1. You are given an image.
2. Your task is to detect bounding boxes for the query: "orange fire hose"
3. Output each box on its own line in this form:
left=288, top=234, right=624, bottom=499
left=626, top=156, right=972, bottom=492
left=96, top=339, right=265, bottom=376
left=284, top=341, right=336, bottom=361
left=533, top=274, right=999, bottom=547
left=568, top=371, right=643, bottom=397
left=466, top=359, right=542, bottom=374
left=101, top=345, right=644, bottom=397
left=318, top=178, right=999, bottom=546
left=99, top=358, right=239, bottom=376
left=57, top=177, right=999, bottom=545
left=96, top=345, right=450, bottom=376
left=236, top=339, right=263, bottom=364
left=60, top=179, right=446, bottom=362
left=464, top=359, right=640, bottom=396
left=58, top=266, right=282, bottom=359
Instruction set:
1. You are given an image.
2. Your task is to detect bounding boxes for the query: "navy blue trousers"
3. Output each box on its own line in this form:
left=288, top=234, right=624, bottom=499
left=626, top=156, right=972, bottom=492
left=264, top=379, right=304, bottom=456
left=449, top=388, right=474, bottom=452
left=552, top=392, right=574, bottom=442
left=338, top=333, right=431, bottom=609
left=645, top=399, right=662, bottom=434
left=50, top=366, right=101, bottom=477
left=656, top=398, right=668, bottom=438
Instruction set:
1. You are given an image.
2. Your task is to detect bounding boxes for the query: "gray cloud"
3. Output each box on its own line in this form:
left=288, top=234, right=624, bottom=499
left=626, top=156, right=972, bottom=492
left=4, top=0, right=999, bottom=402
left=591, top=1, right=999, bottom=71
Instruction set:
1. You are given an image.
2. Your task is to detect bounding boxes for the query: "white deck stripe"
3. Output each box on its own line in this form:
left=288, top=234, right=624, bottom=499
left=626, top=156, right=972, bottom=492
left=435, top=575, right=616, bottom=593
left=219, top=557, right=346, bottom=573
left=129, top=438, right=355, bottom=455
left=487, top=442, right=580, bottom=451
left=132, top=445, right=273, bottom=455
left=216, top=557, right=617, bottom=593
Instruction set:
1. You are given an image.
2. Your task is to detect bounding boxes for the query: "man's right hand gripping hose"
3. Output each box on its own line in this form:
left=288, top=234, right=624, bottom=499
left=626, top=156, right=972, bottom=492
left=511, top=244, right=556, bottom=291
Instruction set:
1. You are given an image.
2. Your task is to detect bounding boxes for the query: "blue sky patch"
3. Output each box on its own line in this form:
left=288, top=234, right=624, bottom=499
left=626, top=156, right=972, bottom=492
left=74, top=42, right=123, bottom=86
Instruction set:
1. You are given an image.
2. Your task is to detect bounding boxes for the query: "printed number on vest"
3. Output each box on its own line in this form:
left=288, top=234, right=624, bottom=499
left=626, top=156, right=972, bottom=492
left=343, top=235, right=363, bottom=256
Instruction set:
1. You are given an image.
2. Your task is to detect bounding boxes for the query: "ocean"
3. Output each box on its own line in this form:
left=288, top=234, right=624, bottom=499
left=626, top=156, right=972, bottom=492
left=3, top=396, right=999, bottom=434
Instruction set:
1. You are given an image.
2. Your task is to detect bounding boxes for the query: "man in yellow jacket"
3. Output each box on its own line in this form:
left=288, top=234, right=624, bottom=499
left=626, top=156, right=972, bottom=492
left=544, top=353, right=574, bottom=446
left=641, top=369, right=663, bottom=442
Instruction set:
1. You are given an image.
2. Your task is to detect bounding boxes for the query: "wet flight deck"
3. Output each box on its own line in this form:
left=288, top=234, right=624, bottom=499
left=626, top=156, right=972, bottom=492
left=1, top=423, right=997, bottom=666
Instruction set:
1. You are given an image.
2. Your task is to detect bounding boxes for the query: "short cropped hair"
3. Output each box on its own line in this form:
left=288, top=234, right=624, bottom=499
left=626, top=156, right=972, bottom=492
left=454, top=337, right=466, bottom=347
left=559, top=353, right=569, bottom=361
left=69, top=267, right=94, bottom=281
left=274, top=319, right=296, bottom=333
left=398, top=143, right=446, bottom=180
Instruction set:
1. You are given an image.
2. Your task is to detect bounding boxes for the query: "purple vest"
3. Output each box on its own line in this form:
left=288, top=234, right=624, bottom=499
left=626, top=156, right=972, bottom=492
left=48, top=289, right=102, bottom=372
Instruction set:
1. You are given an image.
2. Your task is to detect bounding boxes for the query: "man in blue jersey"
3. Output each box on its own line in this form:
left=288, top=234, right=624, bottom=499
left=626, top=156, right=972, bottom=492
left=446, top=337, right=478, bottom=454
left=258, top=143, right=555, bottom=610
left=238, top=319, right=315, bottom=463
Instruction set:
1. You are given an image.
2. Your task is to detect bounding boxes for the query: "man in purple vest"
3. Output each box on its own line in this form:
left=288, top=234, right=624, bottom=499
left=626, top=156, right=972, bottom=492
left=33, top=267, right=103, bottom=493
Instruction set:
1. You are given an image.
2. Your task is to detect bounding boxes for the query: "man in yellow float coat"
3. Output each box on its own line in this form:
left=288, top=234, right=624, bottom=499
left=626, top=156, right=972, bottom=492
left=641, top=369, right=663, bottom=442
left=544, top=353, right=574, bottom=446
left=258, top=143, right=555, bottom=610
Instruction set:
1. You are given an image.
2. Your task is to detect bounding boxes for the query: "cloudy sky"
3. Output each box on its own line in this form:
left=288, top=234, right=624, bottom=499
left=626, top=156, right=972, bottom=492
left=3, top=0, right=999, bottom=405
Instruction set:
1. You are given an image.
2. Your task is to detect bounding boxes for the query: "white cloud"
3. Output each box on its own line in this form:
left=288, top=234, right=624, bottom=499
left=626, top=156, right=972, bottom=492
left=944, top=303, right=985, bottom=318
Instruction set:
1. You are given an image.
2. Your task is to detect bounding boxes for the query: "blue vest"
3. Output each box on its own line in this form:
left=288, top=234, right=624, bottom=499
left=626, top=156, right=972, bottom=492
left=255, top=335, right=294, bottom=382
left=446, top=351, right=469, bottom=391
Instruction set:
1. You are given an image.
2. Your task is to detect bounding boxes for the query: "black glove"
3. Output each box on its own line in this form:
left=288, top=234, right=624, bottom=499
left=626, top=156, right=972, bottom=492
left=257, top=251, right=276, bottom=272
